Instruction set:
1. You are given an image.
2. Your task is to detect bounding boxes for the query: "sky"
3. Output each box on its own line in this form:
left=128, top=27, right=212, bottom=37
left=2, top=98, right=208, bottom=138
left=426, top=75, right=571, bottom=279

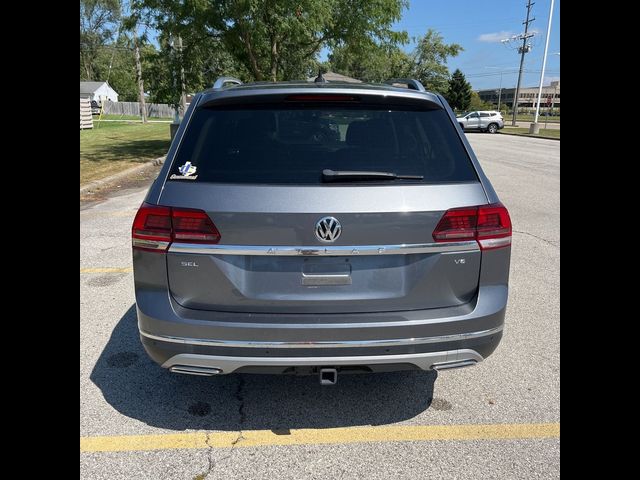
left=322, top=0, right=561, bottom=91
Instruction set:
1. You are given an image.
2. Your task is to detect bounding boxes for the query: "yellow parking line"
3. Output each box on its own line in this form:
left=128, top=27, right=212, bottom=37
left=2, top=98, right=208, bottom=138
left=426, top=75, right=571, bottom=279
left=80, top=267, right=132, bottom=274
left=80, top=422, right=559, bottom=453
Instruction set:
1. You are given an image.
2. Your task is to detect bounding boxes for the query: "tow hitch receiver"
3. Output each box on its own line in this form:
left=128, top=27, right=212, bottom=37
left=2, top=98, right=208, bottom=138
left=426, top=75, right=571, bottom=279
left=319, top=368, right=338, bottom=385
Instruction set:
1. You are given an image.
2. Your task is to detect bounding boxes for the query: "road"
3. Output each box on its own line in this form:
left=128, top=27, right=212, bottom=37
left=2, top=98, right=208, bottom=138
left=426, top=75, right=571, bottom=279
left=80, top=134, right=560, bottom=479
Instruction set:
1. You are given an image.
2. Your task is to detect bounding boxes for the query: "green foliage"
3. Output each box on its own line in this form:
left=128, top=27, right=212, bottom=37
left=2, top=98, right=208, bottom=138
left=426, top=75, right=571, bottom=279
left=410, top=30, right=463, bottom=94
left=134, top=0, right=408, bottom=83
left=144, top=34, right=249, bottom=105
left=329, top=27, right=462, bottom=91
left=446, top=69, right=472, bottom=111
left=87, top=35, right=138, bottom=101
left=469, top=91, right=493, bottom=111
left=80, top=0, right=122, bottom=80
left=329, top=41, right=412, bottom=82
left=81, top=0, right=466, bottom=108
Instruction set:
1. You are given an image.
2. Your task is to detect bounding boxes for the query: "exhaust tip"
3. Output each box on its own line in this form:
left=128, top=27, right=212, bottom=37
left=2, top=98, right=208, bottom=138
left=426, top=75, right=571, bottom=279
left=169, top=365, right=223, bottom=376
left=432, top=359, right=477, bottom=371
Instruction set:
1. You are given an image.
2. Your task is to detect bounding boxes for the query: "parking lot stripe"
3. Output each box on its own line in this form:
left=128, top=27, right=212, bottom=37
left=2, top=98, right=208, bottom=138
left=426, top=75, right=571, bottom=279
left=80, top=422, right=559, bottom=453
left=80, top=267, right=132, bottom=273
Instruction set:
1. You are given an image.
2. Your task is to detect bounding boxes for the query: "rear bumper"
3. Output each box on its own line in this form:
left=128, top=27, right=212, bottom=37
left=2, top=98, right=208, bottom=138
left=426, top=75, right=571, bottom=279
left=136, top=284, right=507, bottom=374
left=155, top=348, right=490, bottom=376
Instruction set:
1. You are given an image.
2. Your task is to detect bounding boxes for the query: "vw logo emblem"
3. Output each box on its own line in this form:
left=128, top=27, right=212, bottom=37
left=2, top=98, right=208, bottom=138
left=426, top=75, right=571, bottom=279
left=315, top=216, right=342, bottom=242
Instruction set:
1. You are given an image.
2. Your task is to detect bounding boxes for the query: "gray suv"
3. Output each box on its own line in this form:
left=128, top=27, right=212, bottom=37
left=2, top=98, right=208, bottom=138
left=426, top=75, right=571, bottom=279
left=457, top=110, right=504, bottom=133
left=132, top=77, right=511, bottom=384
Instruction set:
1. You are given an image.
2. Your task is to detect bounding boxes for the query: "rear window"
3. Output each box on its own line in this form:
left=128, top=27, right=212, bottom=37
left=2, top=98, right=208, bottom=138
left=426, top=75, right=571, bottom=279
left=169, top=106, right=478, bottom=185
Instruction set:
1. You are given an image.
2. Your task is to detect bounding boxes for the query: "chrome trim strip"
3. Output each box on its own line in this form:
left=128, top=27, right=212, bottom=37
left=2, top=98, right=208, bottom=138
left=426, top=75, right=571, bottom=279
left=168, top=240, right=479, bottom=256
left=132, top=239, right=170, bottom=250
left=140, top=325, right=503, bottom=349
left=478, top=237, right=511, bottom=249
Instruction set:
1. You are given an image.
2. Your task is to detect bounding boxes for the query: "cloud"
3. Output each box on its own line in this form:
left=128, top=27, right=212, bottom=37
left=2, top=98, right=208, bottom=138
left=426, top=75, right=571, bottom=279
left=478, top=31, right=514, bottom=43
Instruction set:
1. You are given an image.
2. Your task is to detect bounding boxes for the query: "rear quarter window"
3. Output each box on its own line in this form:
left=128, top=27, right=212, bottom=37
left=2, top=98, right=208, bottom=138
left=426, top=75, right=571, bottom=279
left=168, top=106, right=478, bottom=185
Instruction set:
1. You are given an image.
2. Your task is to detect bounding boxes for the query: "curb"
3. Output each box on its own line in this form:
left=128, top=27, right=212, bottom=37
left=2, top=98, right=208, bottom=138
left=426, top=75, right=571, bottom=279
left=80, top=156, right=165, bottom=195
left=499, top=132, right=560, bottom=141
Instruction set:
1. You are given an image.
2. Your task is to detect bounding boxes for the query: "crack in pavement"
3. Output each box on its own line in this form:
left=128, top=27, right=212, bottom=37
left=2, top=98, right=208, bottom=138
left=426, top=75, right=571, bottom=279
left=232, top=376, right=247, bottom=446
left=197, top=376, right=247, bottom=479
left=513, top=230, right=559, bottom=249
left=198, top=433, right=235, bottom=480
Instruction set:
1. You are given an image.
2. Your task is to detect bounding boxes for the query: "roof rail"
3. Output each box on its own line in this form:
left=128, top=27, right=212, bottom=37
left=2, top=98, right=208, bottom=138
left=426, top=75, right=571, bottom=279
left=384, top=78, right=426, bottom=92
left=213, top=77, right=243, bottom=89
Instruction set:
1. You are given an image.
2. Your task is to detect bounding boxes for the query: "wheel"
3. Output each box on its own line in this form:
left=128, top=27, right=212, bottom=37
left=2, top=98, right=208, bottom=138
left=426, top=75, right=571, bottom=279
left=459, top=123, right=465, bottom=131
left=487, top=123, right=498, bottom=134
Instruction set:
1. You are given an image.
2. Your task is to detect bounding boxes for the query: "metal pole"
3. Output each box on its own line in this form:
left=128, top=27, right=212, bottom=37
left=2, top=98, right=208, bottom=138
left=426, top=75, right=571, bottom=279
left=533, top=0, right=555, bottom=126
left=498, top=72, right=502, bottom=111
left=511, top=0, right=535, bottom=126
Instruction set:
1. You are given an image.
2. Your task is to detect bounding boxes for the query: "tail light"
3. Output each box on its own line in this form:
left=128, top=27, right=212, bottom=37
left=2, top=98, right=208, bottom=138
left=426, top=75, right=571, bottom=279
left=132, top=203, right=221, bottom=252
left=433, top=203, right=511, bottom=250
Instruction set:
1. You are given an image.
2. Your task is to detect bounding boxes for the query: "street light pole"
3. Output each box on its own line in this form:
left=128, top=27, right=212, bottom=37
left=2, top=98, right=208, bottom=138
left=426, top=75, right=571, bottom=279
left=531, top=0, right=555, bottom=133
left=485, top=67, right=504, bottom=111
left=497, top=71, right=503, bottom=111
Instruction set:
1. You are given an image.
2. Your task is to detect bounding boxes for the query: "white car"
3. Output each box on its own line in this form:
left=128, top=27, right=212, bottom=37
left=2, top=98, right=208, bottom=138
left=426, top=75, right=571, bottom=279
left=456, top=111, right=504, bottom=133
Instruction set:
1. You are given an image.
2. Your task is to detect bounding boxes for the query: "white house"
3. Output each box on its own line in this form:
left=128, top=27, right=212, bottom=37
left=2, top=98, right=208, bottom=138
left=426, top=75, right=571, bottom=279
left=80, top=81, right=119, bottom=103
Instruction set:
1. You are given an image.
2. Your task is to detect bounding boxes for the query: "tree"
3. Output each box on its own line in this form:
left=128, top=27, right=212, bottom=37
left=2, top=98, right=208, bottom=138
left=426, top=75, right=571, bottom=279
left=80, top=0, right=122, bottom=80
left=134, top=0, right=408, bottom=82
left=469, top=91, right=493, bottom=111
left=329, top=40, right=412, bottom=82
left=143, top=33, right=248, bottom=105
left=89, top=35, right=139, bottom=101
left=410, top=29, right=462, bottom=94
left=446, top=69, right=472, bottom=111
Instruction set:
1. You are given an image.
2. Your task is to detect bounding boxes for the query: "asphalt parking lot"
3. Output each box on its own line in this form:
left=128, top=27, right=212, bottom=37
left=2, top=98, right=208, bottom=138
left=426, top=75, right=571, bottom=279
left=80, top=133, right=560, bottom=479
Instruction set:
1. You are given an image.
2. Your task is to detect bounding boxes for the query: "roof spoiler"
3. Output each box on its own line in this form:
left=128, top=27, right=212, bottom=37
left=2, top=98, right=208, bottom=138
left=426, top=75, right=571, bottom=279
left=384, top=78, right=426, bottom=92
left=212, top=77, right=243, bottom=89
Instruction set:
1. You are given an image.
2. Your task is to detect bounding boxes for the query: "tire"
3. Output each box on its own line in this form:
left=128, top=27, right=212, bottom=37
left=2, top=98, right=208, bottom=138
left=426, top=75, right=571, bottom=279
left=487, top=123, right=498, bottom=134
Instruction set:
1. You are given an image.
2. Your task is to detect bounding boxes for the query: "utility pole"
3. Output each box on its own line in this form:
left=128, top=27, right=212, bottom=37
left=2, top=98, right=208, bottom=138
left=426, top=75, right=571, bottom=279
left=531, top=0, right=555, bottom=133
left=511, top=0, right=535, bottom=126
left=133, top=27, right=147, bottom=124
left=176, top=35, right=188, bottom=117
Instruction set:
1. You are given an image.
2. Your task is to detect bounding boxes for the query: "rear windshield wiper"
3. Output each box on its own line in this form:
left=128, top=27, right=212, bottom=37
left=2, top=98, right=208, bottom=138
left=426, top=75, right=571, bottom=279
left=322, top=169, right=424, bottom=182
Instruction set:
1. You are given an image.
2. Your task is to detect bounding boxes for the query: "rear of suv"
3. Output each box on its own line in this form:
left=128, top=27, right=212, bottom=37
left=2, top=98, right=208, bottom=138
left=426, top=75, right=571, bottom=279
left=456, top=110, right=504, bottom=133
left=132, top=77, right=511, bottom=383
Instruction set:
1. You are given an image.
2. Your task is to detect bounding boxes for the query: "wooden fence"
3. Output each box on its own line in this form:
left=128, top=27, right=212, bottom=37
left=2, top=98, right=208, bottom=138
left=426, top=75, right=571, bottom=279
left=80, top=98, right=93, bottom=129
left=102, top=101, right=177, bottom=118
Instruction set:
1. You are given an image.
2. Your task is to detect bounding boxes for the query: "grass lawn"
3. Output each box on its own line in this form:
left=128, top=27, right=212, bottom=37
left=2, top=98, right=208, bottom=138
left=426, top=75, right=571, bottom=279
left=80, top=121, right=171, bottom=186
left=500, top=127, right=560, bottom=139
